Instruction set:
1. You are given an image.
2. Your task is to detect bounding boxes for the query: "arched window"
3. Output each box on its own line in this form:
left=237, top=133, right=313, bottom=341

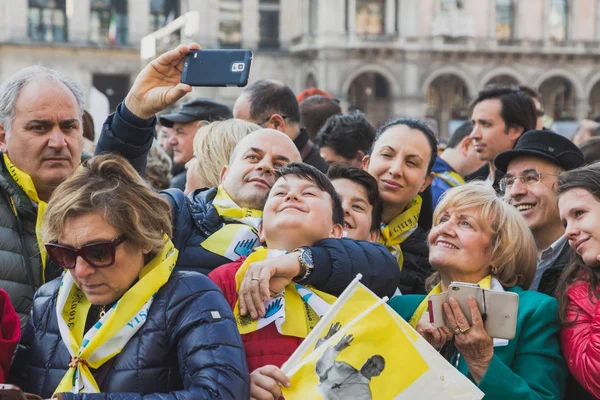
left=496, top=0, right=514, bottom=41
left=549, top=0, right=568, bottom=42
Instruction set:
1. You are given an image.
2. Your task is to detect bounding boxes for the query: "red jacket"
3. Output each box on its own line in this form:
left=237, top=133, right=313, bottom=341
left=0, top=288, right=19, bottom=383
left=209, top=260, right=303, bottom=372
left=561, top=279, right=600, bottom=398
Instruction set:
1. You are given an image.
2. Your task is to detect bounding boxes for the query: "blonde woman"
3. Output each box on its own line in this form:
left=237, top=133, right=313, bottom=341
left=389, top=182, right=567, bottom=400
left=184, top=119, right=261, bottom=194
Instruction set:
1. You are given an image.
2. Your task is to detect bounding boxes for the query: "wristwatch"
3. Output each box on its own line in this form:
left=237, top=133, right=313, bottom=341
left=293, top=247, right=314, bottom=282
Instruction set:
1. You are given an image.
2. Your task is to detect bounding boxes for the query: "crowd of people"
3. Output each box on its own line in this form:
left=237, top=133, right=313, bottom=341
left=0, top=42, right=600, bottom=399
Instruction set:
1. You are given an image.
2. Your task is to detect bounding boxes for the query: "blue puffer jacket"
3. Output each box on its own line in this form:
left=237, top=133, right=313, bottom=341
left=10, top=272, right=249, bottom=400
left=164, top=187, right=401, bottom=298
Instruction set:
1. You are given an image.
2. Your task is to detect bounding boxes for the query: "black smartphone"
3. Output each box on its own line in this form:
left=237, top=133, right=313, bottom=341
left=181, top=49, right=253, bottom=87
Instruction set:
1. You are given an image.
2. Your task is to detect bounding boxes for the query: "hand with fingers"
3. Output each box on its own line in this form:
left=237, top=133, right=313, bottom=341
left=238, top=252, right=302, bottom=320
left=416, top=320, right=453, bottom=350
left=250, top=365, right=290, bottom=400
left=444, top=297, right=494, bottom=383
left=125, top=43, right=200, bottom=120
left=333, top=334, right=354, bottom=352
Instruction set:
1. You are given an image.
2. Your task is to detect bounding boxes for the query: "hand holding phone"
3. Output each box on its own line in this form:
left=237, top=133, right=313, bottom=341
left=428, top=282, right=519, bottom=340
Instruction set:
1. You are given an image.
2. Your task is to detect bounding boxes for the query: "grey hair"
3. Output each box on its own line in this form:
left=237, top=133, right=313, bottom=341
left=0, top=66, right=85, bottom=138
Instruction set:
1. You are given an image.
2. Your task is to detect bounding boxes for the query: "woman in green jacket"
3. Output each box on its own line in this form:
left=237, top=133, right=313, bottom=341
left=389, top=182, right=567, bottom=399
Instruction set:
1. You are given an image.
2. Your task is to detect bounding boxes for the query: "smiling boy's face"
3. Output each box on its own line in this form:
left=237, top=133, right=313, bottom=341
left=260, top=175, right=342, bottom=251
left=332, top=178, right=378, bottom=242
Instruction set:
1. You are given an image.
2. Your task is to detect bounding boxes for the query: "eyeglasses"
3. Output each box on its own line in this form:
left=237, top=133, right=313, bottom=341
left=258, top=114, right=288, bottom=127
left=45, top=234, right=126, bottom=269
left=499, top=170, right=557, bottom=193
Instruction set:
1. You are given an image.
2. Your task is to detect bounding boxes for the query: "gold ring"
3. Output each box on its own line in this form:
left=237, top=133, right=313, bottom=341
left=453, top=327, right=461, bottom=335
left=460, top=327, right=471, bottom=334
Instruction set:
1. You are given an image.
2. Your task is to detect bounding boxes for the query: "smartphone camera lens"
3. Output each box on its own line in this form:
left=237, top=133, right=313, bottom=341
left=451, top=286, right=460, bottom=291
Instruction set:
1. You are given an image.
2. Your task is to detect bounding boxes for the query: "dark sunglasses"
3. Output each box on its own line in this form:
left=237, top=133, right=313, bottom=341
left=45, top=234, right=126, bottom=269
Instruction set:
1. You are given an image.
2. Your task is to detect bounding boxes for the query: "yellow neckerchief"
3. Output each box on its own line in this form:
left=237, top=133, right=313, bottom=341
left=434, top=170, right=465, bottom=188
left=3, top=153, right=48, bottom=280
left=409, top=275, right=492, bottom=329
left=379, top=195, right=422, bottom=271
left=54, top=236, right=178, bottom=394
left=233, top=247, right=337, bottom=338
left=201, top=185, right=263, bottom=260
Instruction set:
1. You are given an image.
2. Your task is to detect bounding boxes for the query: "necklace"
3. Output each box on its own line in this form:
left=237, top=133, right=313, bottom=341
left=99, top=305, right=106, bottom=319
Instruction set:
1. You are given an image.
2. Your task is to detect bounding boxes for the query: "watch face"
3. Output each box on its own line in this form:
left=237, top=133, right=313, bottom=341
left=300, top=249, right=314, bottom=266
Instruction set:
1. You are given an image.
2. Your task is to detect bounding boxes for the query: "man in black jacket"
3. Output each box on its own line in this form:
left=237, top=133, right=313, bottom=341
left=495, top=130, right=585, bottom=296
left=0, top=66, right=86, bottom=326
left=233, top=80, right=329, bottom=173
left=95, top=43, right=400, bottom=300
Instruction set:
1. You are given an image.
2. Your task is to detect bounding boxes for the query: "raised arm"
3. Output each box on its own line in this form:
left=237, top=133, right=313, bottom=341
left=95, top=44, right=198, bottom=176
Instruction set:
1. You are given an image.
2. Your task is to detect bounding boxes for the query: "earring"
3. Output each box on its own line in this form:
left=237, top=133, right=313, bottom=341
left=491, top=265, right=498, bottom=275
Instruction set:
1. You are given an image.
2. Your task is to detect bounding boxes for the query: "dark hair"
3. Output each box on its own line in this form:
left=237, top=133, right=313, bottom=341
left=447, top=120, right=473, bottom=149
left=579, top=137, right=600, bottom=165
left=471, top=85, right=537, bottom=135
left=369, top=117, right=437, bottom=230
left=555, top=163, right=600, bottom=324
left=316, top=111, right=376, bottom=160
left=274, top=162, right=344, bottom=226
left=371, top=117, right=438, bottom=174
left=82, top=110, right=95, bottom=142
left=243, top=80, right=300, bottom=123
left=328, top=162, right=383, bottom=232
left=518, top=85, right=542, bottom=102
left=300, top=95, right=342, bottom=140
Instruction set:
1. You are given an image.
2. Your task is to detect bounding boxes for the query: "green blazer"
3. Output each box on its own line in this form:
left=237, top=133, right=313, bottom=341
left=388, top=286, right=568, bottom=400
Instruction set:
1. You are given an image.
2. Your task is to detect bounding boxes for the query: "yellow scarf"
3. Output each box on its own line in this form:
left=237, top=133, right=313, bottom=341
left=409, top=275, right=492, bottom=329
left=54, top=236, right=178, bottom=394
left=379, top=195, right=422, bottom=271
left=234, top=247, right=336, bottom=338
left=201, top=185, right=263, bottom=261
left=3, top=154, right=48, bottom=280
left=434, top=171, right=465, bottom=188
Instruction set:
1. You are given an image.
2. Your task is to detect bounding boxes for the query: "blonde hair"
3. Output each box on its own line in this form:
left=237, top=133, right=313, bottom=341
left=191, top=119, right=261, bottom=188
left=427, top=181, right=536, bottom=290
left=43, top=154, right=172, bottom=262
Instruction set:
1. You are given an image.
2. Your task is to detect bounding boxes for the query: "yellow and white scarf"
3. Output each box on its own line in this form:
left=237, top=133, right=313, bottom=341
left=54, top=236, right=178, bottom=395
left=234, top=247, right=337, bottom=338
left=379, top=195, right=422, bottom=271
left=409, top=275, right=495, bottom=329
left=434, top=171, right=465, bottom=188
left=201, top=185, right=263, bottom=260
left=3, top=154, right=49, bottom=280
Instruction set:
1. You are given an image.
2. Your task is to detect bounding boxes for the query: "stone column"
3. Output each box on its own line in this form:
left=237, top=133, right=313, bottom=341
left=129, top=0, right=150, bottom=46
left=242, top=0, right=260, bottom=49
left=68, top=0, right=90, bottom=43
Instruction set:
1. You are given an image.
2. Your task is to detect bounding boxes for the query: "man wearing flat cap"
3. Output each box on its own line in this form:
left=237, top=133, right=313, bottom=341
left=160, top=98, right=232, bottom=190
left=496, top=130, right=585, bottom=296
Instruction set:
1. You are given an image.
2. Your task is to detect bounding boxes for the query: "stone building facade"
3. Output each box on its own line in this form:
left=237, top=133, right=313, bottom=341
left=1, top=0, right=600, bottom=136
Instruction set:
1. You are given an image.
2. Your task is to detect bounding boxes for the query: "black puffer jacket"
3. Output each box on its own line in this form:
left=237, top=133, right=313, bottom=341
left=10, top=271, right=249, bottom=399
left=399, top=226, right=432, bottom=295
left=0, top=154, right=64, bottom=327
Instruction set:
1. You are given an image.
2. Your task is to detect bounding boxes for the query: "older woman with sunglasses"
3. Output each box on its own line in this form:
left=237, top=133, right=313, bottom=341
left=10, top=154, right=249, bottom=399
left=389, top=182, right=567, bottom=400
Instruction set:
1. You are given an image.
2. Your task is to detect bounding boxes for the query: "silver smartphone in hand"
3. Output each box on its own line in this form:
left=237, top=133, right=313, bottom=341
left=428, top=282, right=519, bottom=340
